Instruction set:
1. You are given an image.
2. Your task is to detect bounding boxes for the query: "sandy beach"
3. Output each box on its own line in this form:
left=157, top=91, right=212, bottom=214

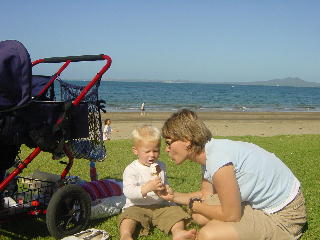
left=102, top=111, right=320, bottom=140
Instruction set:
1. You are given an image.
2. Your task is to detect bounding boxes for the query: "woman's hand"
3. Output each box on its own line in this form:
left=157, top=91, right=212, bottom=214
left=157, top=184, right=174, bottom=201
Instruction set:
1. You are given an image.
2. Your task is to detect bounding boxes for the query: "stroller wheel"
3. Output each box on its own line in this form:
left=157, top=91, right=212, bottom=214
left=46, top=184, right=91, bottom=239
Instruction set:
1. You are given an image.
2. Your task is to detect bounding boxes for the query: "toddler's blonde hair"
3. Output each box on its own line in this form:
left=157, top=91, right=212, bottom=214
left=132, top=124, right=161, bottom=146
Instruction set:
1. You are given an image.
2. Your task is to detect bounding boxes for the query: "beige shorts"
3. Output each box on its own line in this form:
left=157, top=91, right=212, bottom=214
left=204, top=189, right=307, bottom=240
left=118, top=205, right=190, bottom=235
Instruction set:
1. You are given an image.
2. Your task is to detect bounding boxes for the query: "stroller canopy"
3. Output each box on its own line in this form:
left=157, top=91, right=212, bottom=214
left=0, top=40, right=32, bottom=111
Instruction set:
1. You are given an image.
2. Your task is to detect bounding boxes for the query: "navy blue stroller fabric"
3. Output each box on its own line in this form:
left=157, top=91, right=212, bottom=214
left=0, top=40, right=45, bottom=147
left=0, top=40, right=33, bottom=173
left=31, top=75, right=53, bottom=99
left=0, top=40, right=32, bottom=111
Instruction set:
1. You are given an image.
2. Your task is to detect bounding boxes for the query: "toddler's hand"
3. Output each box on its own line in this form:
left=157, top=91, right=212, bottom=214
left=141, top=176, right=164, bottom=196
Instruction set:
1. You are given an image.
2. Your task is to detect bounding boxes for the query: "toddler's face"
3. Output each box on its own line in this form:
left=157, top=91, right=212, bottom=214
left=133, top=141, right=160, bottom=167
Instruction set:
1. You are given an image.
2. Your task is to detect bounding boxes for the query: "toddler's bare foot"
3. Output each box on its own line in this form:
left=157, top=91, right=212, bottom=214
left=172, top=229, right=197, bottom=240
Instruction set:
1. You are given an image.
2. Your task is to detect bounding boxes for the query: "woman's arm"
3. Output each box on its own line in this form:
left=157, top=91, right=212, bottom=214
left=157, top=184, right=203, bottom=205
left=200, top=178, right=216, bottom=196
left=172, top=178, right=216, bottom=205
left=171, top=191, right=203, bottom=205
left=191, top=164, right=242, bottom=222
left=158, top=171, right=218, bottom=206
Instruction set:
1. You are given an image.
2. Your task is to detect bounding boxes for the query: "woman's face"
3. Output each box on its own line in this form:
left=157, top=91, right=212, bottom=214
left=164, top=138, right=191, bottom=165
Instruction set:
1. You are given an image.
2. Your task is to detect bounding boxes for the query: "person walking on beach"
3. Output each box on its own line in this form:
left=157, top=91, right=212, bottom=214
left=119, top=124, right=196, bottom=240
left=140, top=102, right=145, bottom=116
left=159, top=109, right=307, bottom=240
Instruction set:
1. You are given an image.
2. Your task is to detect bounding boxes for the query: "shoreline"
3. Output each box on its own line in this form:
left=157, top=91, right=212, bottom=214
left=102, top=111, right=320, bottom=139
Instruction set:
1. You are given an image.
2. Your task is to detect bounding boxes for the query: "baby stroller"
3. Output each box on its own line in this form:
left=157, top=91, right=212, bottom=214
left=0, top=40, right=112, bottom=239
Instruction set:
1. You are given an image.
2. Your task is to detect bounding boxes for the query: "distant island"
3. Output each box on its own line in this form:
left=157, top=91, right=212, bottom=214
left=218, top=77, right=320, bottom=88
left=103, top=77, right=320, bottom=88
left=161, top=77, right=320, bottom=87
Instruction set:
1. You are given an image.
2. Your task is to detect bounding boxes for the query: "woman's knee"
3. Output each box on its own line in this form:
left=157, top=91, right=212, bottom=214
left=197, top=221, right=239, bottom=240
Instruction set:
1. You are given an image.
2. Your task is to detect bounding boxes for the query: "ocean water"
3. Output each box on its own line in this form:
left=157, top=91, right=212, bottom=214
left=67, top=81, right=320, bottom=112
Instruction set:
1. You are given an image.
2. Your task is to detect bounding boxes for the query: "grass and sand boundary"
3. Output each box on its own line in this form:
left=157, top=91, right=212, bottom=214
left=104, top=111, right=320, bottom=139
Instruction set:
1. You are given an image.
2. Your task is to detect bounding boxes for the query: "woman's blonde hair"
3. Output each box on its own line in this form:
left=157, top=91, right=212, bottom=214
left=162, top=109, right=212, bottom=154
left=132, top=124, right=161, bottom=146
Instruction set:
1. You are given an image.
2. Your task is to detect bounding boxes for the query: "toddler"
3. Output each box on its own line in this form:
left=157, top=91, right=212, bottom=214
left=119, top=125, right=196, bottom=240
left=103, top=119, right=118, bottom=140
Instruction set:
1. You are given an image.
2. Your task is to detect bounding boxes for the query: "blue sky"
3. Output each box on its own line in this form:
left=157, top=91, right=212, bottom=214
left=1, top=1, right=319, bottom=83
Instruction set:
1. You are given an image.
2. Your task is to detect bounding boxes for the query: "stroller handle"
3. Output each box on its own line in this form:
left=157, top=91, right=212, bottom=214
left=32, top=54, right=112, bottom=104
left=41, top=54, right=106, bottom=63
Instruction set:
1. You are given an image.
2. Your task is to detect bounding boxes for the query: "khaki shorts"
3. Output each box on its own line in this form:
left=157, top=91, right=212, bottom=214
left=118, top=205, right=190, bottom=235
left=204, top=189, right=307, bottom=240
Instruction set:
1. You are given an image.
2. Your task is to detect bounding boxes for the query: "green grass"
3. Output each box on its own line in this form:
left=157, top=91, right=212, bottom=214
left=1, top=135, right=319, bottom=239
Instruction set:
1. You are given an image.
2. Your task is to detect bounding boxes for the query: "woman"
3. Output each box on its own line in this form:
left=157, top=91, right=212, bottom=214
left=160, top=109, right=306, bottom=240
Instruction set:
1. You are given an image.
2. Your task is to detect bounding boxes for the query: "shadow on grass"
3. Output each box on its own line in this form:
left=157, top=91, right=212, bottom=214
left=302, top=222, right=309, bottom=234
left=90, top=218, right=146, bottom=239
left=100, top=177, right=123, bottom=182
left=0, top=215, right=50, bottom=239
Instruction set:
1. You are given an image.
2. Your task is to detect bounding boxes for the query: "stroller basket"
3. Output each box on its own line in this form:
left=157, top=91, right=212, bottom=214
left=58, top=79, right=106, bottom=162
left=0, top=176, right=55, bottom=219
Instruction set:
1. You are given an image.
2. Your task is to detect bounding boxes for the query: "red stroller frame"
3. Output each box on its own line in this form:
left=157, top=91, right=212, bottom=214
left=0, top=53, right=112, bottom=239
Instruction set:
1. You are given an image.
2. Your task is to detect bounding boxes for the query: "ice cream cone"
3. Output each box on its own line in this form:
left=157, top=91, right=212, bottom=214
left=150, top=163, right=161, bottom=177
